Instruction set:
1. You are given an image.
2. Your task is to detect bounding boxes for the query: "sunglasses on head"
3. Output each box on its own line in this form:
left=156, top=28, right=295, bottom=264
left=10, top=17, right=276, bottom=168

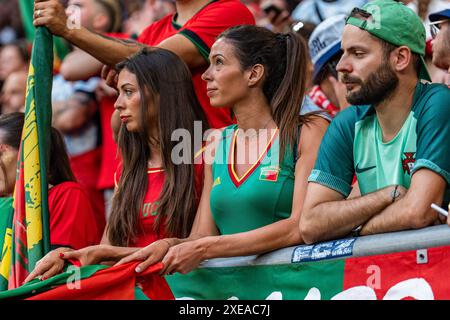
left=430, top=19, right=448, bottom=39
left=348, top=7, right=372, bottom=21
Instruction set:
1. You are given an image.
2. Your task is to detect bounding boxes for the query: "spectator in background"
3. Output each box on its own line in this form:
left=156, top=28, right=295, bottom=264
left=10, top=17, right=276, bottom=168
left=0, top=0, right=24, bottom=45
left=257, top=0, right=293, bottom=32
left=401, top=1, right=449, bottom=83
left=59, top=0, right=123, bottom=81
left=401, top=0, right=449, bottom=38
left=291, top=20, right=317, bottom=42
left=308, top=14, right=349, bottom=118
left=0, top=113, right=100, bottom=287
left=300, top=0, right=450, bottom=244
left=57, top=0, right=124, bottom=222
left=122, top=0, right=176, bottom=38
left=0, top=70, right=27, bottom=114
left=51, top=77, right=106, bottom=234
left=291, top=0, right=368, bottom=25
left=0, top=40, right=29, bottom=89
left=429, top=8, right=450, bottom=85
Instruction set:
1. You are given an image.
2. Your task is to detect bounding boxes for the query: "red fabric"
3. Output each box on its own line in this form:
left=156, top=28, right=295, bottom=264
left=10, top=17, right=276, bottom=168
left=343, top=245, right=450, bottom=300
left=308, top=85, right=339, bottom=117
left=28, top=262, right=174, bottom=300
left=131, top=168, right=167, bottom=247
left=69, top=147, right=106, bottom=235
left=138, top=0, right=255, bottom=129
left=48, top=182, right=102, bottom=249
left=425, top=39, right=433, bottom=57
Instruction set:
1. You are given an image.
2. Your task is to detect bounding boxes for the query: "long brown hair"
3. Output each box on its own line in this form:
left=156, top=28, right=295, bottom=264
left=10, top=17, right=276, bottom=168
left=108, top=48, right=208, bottom=246
left=218, top=25, right=309, bottom=159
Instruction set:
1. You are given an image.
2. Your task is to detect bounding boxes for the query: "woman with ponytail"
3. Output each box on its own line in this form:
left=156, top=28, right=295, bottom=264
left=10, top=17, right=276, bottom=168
left=118, top=25, right=329, bottom=275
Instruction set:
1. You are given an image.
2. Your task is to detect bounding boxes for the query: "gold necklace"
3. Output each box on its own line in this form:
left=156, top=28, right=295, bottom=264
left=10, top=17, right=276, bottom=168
left=237, top=118, right=273, bottom=139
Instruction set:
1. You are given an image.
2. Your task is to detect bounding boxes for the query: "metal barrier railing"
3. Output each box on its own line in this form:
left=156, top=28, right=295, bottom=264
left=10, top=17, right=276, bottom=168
left=200, top=225, right=450, bottom=268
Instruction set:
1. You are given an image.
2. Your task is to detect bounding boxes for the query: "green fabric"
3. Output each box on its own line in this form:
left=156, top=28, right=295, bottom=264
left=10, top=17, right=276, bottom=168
left=25, top=25, right=53, bottom=269
left=210, top=125, right=295, bottom=234
left=309, top=106, right=361, bottom=197
left=0, top=198, right=13, bottom=261
left=310, top=82, right=450, bottom=204
left=0, top=264, right=107, bottom=299
left=134, top=287, right=151, bottom=300
left=346, top=0, right=430, bottom=81
left=0, top=198, right=13, bottom=291
left=18, top=0, right=69, bottom=60
left=7, top=22, right=54, bottom=290
left=166, top=260, right=346, bottom=300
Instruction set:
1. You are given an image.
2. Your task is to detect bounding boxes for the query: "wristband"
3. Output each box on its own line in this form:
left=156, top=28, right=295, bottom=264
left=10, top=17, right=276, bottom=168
left=351, top=225, right=362, bottom=237
left=391, top=185, right=400, bottom=203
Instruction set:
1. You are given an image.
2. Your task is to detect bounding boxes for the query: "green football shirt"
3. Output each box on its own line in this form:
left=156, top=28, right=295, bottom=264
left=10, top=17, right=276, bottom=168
left=309, top=82, right=450, bottom=205
left=210, top=125, right=295, bottom=235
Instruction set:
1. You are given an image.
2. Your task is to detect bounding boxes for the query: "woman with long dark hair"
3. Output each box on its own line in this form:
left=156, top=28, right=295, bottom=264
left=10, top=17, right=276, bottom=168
left=118, top=25, right=330, bottom=275
left=0, top=112, right=100, bottom=287
left=25, top=47, right=208, bottom=281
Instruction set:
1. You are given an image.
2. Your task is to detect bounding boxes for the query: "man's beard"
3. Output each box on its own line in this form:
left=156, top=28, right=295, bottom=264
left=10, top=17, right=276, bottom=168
left=341, top=62, right=399, bottom=106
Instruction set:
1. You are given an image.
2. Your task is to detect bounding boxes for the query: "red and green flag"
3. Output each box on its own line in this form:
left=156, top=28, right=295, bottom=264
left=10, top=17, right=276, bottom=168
left=0, top=262, right=174, bottom=300
left=164, top=245, right=450, bottom=300
left=4, top=23, right=54, bottom=289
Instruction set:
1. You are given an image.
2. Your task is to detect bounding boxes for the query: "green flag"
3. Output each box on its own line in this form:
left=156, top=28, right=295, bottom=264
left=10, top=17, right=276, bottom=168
left=5, top=24, right=53, bottom=289
left=18, top=0, right=69, bottom=62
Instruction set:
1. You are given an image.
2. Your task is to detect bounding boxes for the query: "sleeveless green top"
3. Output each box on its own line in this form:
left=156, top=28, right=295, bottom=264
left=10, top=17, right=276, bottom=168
left=210, top=125, right=295, bottom=235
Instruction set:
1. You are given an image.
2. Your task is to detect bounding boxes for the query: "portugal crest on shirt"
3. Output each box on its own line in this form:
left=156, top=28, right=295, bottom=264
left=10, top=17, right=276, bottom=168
left=259, top=166, right=280, bottom=182
left=402, top=152, right=416, bottom=175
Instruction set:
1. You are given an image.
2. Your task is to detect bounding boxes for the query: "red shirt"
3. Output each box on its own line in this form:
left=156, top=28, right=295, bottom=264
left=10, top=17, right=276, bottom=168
left=138, top=0, right=255, bottom=129
left=69, top=148, right=106, bottom=235
left=48, top=182, right=102, bottom=249
left=130, top=168, right=167, bottom=248
left=116, top=164, right=204, bottom=248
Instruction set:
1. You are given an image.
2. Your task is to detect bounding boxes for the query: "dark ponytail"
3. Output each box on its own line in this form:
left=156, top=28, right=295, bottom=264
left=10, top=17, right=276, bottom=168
left=218, top=25, right=309, bottom=159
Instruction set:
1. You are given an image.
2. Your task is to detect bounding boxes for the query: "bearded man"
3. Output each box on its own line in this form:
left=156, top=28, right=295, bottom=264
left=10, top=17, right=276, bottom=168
left=429, top=9, right=450, bottom=86
left=299, top=0, right=450, bottom=244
